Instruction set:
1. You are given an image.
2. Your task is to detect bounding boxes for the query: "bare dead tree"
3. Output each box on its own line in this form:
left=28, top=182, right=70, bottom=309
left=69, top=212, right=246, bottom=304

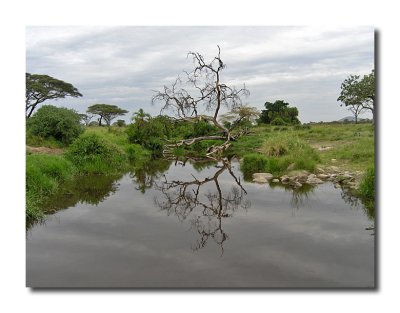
left=154, top=158, right=250, bottom=253
left=152, top=46, right=250, bottom=157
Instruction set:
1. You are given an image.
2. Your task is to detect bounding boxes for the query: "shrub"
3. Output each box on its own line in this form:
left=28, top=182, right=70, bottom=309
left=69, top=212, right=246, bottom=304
left=65, top=133, right=128, bottom=174
left=125, top=143, right=151, bottom=161
left=127, top=116, right=172, bottom=153
left=28, top=105, right=84, bottom=144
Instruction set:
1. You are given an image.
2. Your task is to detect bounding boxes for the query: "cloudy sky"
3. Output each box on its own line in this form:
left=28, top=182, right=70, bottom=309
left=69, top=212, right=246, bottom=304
left=26, top=26, right=374, bottom=123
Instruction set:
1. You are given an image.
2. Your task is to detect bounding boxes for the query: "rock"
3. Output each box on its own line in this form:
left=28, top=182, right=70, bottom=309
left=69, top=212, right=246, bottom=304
left=316, top=167, right=325, bottom=174
left=288, top=170, right=310, bottom=183
left=286, top=163, right=296, bottom=171
left=281, top=175, right=290, bottom=183
left=308, top=174, right=316, bottom=179
left=293, top=181, right=302, bottom=188
left=252, top=173, right=273, bottom=183
left=306, top=177, right=324, bottom=184
left=331, top=158, right=337, bottom=162
left=328, top=166, right=340, bottom=173
left=272, top=178, right=280, bottom=183
left=334, top=183, right=341, bottom=188
left=317, top=173, right=330, bottom=180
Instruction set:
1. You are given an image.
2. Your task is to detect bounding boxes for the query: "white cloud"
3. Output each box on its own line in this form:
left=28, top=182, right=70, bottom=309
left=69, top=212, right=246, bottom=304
left=26, top=26, right=374, bottom=122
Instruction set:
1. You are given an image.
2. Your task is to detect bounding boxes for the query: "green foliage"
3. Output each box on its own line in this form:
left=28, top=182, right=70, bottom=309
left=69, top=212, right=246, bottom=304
left=271, top=117, right=286, bottom=125
left=259, top=100, right=300, bottom=125
left=338, top=69, right=375, bottom=114
left=127, top=114, right=173, bottom=153
left=241, top=154, right=269, bottom=175
left=26, top=154, right=76, bottom=224
left=87, top=104, right=128, bottom=126
left=241, top=134, right=320, bottom=177
left=125, top=143, right=151, bottom=161
left=26, top=73, right=83, bottom=118
left=65, top=133, right=128, bottom=174
left=114, top=119, right=126, bottom=127
left=359, top=166, right=375, bottom=200
left=27, top=105, right=84, bottom=144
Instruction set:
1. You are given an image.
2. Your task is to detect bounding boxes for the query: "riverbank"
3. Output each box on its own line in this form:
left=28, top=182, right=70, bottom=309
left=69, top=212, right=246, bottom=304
left=26, top=122, right=375, bottom=224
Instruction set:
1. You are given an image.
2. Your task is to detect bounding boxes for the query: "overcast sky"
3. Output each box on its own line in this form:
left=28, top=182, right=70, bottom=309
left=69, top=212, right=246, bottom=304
left=26, top=26, right=374, bottom=123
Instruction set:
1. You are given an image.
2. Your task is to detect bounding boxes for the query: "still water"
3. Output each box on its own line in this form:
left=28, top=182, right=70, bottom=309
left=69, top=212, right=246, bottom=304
left=26, top=159, right=375, bottom=288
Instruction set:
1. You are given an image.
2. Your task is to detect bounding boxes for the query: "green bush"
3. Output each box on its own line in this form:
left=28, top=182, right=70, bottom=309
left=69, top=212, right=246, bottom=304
left=125, top=143, right=151, bottom=161
left=127, top=115, right=172, bottom=153
left=65, top=133, right=128, bottom=174
left=27, top=105, right=84, bottom=144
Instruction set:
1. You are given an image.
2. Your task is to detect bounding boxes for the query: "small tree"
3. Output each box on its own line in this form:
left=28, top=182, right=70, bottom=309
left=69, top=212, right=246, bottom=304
left=87, top=104, right=128, bottom=126
left=27, top=105, right=83, bottom=144
left=338, top=69, right=375, bottom=121
left=259, top=100, right=300, bottom=125
left=26, top=73, right=83, bottom=118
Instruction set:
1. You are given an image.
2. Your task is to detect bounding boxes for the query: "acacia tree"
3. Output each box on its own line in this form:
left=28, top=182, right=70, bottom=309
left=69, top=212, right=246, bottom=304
left=337, top=69, right=375, bottom=121
left=220, top=105, right=260, bottom=131
left=152, top=46, right=250, bottom=156
left=87, top=104, right=128, bottom=126
left=26, top=73, right=83, bottom=118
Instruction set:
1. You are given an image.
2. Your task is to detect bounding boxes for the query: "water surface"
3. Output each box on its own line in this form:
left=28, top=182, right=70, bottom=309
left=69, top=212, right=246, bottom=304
left=26, top=159, right=375, bottom=288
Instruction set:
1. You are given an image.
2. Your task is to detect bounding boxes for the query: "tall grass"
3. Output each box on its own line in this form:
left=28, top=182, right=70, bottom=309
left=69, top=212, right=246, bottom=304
left=241, top=133, right=320, bottom=177
left=26, top=154, right=76, bottom=224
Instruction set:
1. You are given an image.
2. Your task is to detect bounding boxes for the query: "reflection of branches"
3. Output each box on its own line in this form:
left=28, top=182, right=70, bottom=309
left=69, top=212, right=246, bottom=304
left=154, top=158, right=250, bottom=253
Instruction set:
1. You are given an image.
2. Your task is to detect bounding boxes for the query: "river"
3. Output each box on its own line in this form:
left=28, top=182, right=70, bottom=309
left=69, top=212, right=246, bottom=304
left=26, top=159, right=375, bottom=288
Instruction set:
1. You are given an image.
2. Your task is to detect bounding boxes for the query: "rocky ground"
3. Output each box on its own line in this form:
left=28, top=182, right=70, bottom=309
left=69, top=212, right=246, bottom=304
left=252, top=164, right=362, bottom=192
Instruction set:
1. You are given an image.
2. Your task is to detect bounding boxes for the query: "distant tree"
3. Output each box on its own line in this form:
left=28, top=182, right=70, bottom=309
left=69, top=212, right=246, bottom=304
left=220, top=105, right=260, bottom=131
left=79, top=113, right=93, bottom=126
left=132, top=108, right=151, bottom=126
left=27, top=105, right=83, bottom=144
left=338, top=69, right=375, bottom=121
left=87, top=104, right=128, bottom=126
left=26, top=73, right=83, bottom=118
left=114, top=119, right=126, bottom=127
left=259, top=100, right=300, bottom=125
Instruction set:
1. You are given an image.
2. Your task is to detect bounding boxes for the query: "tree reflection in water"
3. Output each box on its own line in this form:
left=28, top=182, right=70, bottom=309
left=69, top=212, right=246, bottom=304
left=154, top=157, right=250, bottom=253
left=129, top=159, right=171, bottom=193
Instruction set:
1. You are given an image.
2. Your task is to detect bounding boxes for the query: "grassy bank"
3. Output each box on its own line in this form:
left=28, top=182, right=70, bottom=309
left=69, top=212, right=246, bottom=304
left=230, top=123, right=374, bottom=173
left=26, top=126, right=152, bottom=224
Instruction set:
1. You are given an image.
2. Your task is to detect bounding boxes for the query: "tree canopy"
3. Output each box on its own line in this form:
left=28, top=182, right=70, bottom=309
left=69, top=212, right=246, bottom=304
left=26, top=73, right=83, bottom=118
left=259, top=100, right=300, bottom=125
left=337, top=69, right=375, bottom=118
left=87, top=104, right=128, bottom=126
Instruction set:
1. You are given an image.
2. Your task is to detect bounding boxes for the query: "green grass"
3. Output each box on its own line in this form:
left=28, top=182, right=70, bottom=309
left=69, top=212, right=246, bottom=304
left=241, top=134, right=320, bottom=177
left=26, top=154, right=76, bottom=225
